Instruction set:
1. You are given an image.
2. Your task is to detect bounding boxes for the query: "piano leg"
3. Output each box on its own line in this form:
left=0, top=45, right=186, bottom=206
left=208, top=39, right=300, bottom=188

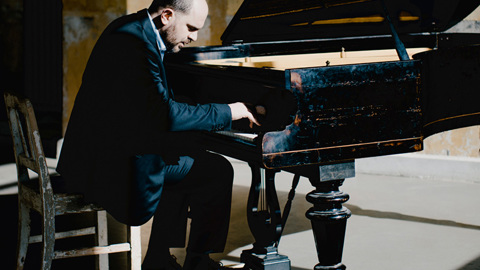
left=241, top=163, right=291, bottom=270
left=305, top=163, right=353, bottom=270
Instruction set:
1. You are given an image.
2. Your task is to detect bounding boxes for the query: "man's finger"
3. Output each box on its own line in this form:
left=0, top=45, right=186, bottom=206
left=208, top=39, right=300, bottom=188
left=249, top=113, right=260, bottom=127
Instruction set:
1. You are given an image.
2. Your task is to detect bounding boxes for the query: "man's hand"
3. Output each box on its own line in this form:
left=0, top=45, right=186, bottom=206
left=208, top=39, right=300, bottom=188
left=228, top=102, right=261, bottom=128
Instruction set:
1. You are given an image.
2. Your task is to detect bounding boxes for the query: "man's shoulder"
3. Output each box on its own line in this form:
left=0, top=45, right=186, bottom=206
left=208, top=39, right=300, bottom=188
left=104, top=9, right=148, bottom=38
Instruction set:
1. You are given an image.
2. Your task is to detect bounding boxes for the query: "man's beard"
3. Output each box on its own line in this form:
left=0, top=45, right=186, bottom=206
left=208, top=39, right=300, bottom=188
left=161, top=29, right=183, bottom=53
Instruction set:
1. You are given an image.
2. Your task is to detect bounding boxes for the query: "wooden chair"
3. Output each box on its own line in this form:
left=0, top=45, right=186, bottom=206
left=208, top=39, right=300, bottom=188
left=4, top=91, right=142, bottom=270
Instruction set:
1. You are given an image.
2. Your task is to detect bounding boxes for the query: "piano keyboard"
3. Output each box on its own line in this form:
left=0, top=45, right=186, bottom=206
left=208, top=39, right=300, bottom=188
left=214, top=131, right=259, bottom=143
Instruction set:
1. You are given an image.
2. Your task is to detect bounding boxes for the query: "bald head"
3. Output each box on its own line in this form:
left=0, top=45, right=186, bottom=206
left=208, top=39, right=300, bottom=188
left=149, top=0, right=209, bottom=53
left=188, top=0, right=209, bottom=26
left=191, top=0, right=208, bottom=16
left=149, top=0, right=207, bottom=15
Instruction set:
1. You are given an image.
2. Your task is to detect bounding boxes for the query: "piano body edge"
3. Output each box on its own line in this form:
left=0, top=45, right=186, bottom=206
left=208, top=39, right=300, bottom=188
left=166, top=43, right=480, bottom=170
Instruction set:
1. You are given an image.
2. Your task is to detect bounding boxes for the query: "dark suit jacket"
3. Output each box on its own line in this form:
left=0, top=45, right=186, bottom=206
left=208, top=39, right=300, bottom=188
left=57, top=9, right=231, bottom=226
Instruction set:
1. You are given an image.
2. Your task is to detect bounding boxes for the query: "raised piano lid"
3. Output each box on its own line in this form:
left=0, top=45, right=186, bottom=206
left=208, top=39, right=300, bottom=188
left=221, top=0, right=480, bottom=45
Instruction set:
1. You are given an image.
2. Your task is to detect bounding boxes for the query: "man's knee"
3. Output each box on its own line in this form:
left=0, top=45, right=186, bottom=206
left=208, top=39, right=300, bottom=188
left=208, top=153, right=233, bottom=182
left=217, top=153, right=233, bottom=172
left=195, top=152, right=233, bottom=186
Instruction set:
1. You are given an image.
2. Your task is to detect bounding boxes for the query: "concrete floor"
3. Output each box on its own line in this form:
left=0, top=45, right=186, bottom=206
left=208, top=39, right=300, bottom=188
left=2, top=154, right=480, bottom=269
left=139, top=157, right=480, bottom=270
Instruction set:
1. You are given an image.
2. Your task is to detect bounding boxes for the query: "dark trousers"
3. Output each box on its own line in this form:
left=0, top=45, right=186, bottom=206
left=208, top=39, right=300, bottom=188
left=143, top=150, right=234, bottom=266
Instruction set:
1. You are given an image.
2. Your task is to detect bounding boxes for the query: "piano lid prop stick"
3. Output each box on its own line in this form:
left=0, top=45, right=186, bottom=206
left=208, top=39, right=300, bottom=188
left=380, top=0, right=410, bottom=61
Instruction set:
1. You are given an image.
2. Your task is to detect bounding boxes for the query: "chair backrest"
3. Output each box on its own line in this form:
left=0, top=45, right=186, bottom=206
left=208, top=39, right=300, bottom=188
left=4, top=91, right=54, bottom=211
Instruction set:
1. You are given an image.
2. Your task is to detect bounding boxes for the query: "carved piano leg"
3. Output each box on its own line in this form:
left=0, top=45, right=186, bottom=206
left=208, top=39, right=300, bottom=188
left=241, top=163, right=291, bottom=270
left=305, top=162, right=354, bottom=270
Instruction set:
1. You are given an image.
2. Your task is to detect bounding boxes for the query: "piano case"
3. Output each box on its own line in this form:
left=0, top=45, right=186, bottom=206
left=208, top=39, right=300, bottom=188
left=165, top=0, right=480, bottom=169
left=164, top=1, right=480, bottom=269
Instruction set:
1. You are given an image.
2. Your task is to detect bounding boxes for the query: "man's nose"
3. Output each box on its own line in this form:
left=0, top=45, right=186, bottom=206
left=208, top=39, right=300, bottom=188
left=188, top=31, right=198, bottom=42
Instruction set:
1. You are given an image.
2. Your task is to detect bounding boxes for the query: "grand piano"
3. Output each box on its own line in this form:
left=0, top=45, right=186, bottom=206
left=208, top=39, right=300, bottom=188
left=164, top=0, right=480, bottom=269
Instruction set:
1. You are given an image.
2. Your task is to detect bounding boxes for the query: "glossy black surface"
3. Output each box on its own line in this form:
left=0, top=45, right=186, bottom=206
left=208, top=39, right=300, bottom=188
left=222, top=0, right=480, bottom=44
left=414, top=45, right=480, bottom=138
left=164, top=2, right=480, bottom=269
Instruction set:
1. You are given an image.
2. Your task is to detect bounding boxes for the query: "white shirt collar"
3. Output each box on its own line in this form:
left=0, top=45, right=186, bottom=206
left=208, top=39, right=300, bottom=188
left=147, top=12, right=167, bottom=53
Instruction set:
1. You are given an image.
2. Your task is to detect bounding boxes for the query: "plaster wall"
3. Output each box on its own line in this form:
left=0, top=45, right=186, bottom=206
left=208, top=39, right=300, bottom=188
left=62, top=0, right=126, bottom=126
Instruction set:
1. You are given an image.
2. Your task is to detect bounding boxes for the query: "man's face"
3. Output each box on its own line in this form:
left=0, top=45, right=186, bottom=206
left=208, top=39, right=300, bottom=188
left=161, top=0, right=208, bottom=53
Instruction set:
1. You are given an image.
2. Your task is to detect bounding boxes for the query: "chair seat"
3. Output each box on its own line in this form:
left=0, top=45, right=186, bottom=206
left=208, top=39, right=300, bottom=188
left=21, top=174, right=104, bottom=215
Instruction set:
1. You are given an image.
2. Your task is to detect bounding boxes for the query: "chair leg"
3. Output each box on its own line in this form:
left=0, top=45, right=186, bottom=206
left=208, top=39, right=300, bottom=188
left=41, top=207, right=55, bottom=270
left=128, top=226, right=142, bottom=270
left=96, top=210, right=109, bottom=270
left=16, top=202, right=31, bottom=270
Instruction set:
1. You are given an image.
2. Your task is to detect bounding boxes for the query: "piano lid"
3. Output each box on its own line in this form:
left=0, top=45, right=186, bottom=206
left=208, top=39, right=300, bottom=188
left=221, top=0, right=480, bottom=45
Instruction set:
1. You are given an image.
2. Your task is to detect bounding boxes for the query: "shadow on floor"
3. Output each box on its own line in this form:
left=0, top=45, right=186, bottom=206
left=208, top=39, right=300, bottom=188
left=458, top=255, right=480, bottom=270
left=345, top=204, right=480, bottom=231
left=209, top=184, right=480, bottom=268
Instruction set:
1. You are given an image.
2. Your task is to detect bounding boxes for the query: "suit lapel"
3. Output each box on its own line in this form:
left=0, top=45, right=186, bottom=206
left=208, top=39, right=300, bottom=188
left=136, top=9, right=172, bottom=96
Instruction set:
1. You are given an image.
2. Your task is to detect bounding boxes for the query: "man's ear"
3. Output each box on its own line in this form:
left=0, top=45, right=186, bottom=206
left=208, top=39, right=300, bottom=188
left=160, top=8, right=175, bottom=25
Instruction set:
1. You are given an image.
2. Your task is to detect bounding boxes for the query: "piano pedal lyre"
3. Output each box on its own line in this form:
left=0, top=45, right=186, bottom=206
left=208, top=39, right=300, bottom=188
left=241, top=164, right=291, bottom=270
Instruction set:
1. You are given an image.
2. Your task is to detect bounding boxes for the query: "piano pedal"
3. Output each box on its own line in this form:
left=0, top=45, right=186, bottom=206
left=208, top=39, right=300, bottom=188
left=222, top=262, right=246, bottom=269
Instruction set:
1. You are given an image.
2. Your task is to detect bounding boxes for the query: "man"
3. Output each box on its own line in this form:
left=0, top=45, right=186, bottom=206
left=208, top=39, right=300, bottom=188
left=57, top=0, right=258, bottom=269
